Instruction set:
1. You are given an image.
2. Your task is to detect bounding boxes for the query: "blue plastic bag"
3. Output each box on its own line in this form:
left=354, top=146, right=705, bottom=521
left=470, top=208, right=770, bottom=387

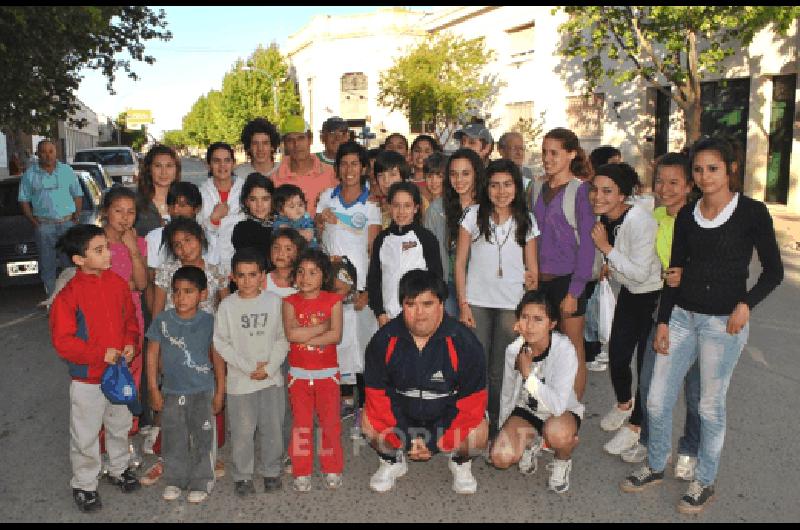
left=101, top=357, right=142, bottom=415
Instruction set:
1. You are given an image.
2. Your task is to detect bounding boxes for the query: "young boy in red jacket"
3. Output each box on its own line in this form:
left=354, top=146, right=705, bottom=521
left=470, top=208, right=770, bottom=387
left=50, top=224, right=142, bottom=512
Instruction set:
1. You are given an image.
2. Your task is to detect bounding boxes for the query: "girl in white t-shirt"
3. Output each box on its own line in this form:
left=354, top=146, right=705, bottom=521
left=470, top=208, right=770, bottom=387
left=455, top=159, right=539, bottom=437
left=264, top=227, right=305, bottom=298
left=263, top=226, right=305, bottom=473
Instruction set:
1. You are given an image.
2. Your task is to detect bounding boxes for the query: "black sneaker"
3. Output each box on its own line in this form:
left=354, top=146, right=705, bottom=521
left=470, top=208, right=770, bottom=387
left=73, top=488, right=102, bottom=512
left=263, top=476, right=282, bottom=493
left=620, top=465, right=664, bottom=492
left=234, top=480, right=256, bottom=497
left=677, top=480, right=715, bottom=514
left=107, top=467, right=141, bottom=493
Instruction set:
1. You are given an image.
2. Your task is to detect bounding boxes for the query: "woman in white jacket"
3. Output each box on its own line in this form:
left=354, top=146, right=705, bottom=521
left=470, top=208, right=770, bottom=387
left=589, top=163, right=663, bottom=457
left=199, top=142, right=246, bottom=273
left=492, top=290, right=584, bottom=494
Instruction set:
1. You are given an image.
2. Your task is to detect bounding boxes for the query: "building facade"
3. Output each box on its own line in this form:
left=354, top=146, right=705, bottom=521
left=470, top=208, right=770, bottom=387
left=286, top=6, right=799, bottom=210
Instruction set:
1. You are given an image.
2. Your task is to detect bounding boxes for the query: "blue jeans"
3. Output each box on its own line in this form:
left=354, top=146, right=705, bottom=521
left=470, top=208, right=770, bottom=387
left=639, top=322, right=700, bottom=455
left=646, top=306, right=749, bottom=486
left=445, top=280, right=459, bottom=319
left=36, top=220, right=74, bottom=295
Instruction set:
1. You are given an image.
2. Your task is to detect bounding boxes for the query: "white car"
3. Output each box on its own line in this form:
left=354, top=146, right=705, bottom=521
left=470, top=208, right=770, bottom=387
left=73, top=146, right=139, bottom=185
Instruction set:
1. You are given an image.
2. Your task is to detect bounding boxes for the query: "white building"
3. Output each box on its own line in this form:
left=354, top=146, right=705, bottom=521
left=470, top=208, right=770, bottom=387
left=286, top=6, right=799, bottom=211
left=285, top=7, right=428, bottom=151
left=60, top=98, right=100, bottom=162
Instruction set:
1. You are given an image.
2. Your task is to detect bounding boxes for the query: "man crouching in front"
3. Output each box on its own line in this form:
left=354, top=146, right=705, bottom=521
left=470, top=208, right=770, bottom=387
left=362, top=269, right=488, bottom=494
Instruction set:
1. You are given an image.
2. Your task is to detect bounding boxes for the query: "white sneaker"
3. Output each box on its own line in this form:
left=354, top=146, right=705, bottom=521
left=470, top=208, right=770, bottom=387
left=586, top=360, right=608, bottom=372
left=142, top=426, right=160, bottom=455
left=162, top=485, right=181, bottom=501
left=369, top=453, right=407, bottom=492
left=518, top=437, right=543, bottom=475
left=293, top=476, right=312, bottom=493
left=547, top=458, right=572, bottom=493
left=604, top=425, right=640, bottom=455
left=448, top=458, right=477, bottom=494
left=600, top=402, right=634, bottom=431
left=597, top=344, right=609, bottom=362
left=620, top=441, right=648, bottom=463
left=187, top=490, right=208, bottom=503
left=324, top=473, right=343, bottom=490
left=674, top=454, right=697, bottom=481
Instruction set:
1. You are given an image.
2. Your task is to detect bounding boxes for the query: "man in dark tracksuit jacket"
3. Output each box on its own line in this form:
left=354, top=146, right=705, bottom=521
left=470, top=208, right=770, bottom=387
left=362, top=269, right=488, bottom=494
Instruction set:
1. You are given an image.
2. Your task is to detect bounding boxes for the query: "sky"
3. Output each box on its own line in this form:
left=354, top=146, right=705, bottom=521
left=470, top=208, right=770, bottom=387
left=76, top=6, right=433, bottom=140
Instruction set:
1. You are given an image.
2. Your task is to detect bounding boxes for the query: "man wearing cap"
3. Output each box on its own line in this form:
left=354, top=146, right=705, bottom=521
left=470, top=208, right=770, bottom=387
left=18, top=139, right=83, bottom=299
left=273, top=115, right=336, bottom=214
left=316, top=116, right=350, bottom=167
left=454, top=123, right=494, bottom=166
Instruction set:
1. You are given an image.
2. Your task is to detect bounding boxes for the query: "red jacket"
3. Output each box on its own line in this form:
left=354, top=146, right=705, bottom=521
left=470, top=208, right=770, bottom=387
left=50, top=269, right=139, bottom=384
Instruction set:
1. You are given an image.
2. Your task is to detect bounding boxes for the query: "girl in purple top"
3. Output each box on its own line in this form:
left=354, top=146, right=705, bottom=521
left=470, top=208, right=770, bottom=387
left=531, top=128, right=595, bottom=401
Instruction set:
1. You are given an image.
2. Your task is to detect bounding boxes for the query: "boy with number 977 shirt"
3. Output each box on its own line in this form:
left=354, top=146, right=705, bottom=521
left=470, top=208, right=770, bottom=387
left=213, top=248, right=290, bottom=497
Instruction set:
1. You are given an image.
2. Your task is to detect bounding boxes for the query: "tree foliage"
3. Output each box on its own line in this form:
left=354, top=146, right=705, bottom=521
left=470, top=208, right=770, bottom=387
left=557, top=6, right=799, bottom=143
left=176, top=45, right=302, bottom=148
left=378, top=32, right=499, bottom=145
left=161, top=130, right=187, bottom=151
left=0, top=6, right=171, bottom=134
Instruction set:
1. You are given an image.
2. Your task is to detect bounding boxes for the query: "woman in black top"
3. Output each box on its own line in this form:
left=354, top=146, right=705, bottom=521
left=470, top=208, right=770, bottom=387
left=134, top=144, right=181, bottom=236
left=622, top=137, right=783, bottom=514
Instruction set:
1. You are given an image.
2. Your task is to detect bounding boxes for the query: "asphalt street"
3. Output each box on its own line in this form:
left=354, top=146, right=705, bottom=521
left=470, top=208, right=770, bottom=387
left=1, top=250, right=798, bottom=522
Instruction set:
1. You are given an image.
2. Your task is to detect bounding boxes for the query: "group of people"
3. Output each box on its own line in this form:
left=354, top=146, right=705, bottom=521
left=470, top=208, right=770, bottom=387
left=33, top=113, right=783, bottom=516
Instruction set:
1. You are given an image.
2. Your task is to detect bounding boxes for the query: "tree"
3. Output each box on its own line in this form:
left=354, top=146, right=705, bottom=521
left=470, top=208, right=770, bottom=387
left=182, top=95, right=210, bottom=147
left=177, top=44, right=302, bottom=149
left=161, top=130, right=187, bottom=151
left=378, top=32, right=499, bottom=146
left=557, top=6, right=799, bottom=144
left=223, top=44, right=301, bottom=132
left=0, top=6, right=171, bottom=134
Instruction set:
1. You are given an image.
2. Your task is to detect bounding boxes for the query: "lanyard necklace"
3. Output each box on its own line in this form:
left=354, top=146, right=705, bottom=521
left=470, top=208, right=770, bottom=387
left=491, top=214, right=514, bottom=278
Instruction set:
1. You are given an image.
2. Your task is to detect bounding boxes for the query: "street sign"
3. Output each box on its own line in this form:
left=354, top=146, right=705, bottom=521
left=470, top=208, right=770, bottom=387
left=125, top=109, right=153, bottom=130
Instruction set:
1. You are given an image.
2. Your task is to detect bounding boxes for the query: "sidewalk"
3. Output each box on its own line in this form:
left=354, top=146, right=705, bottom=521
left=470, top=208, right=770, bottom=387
left=767, top=204, right=800, bottom=252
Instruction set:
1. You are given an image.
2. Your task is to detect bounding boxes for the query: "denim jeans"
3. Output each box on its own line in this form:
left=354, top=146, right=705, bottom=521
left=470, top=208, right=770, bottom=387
left=36, top=220, right=74, bottom=295
left=639, top=322, right=700, bottom=455
left=469, top=304, right=516, bottom=437
left=445, top=280, right=459, bottom=319
left=646, top=306, right=749, bottom=486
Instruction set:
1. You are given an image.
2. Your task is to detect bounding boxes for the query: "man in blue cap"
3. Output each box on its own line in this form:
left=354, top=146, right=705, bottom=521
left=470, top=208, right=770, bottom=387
left=316, top=116, right=350, bottom=167
left=454, top=122, right=494, bottom=166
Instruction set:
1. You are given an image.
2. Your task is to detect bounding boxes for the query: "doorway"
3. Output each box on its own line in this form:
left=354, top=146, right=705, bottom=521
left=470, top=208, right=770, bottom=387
left=765, top=74, right=796, bottom=204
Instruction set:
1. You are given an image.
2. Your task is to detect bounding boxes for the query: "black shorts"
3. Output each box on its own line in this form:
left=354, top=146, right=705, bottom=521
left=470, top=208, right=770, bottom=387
left=509, top=407, right=582, bottom=436
left=539, top=274, right=590, bottom=318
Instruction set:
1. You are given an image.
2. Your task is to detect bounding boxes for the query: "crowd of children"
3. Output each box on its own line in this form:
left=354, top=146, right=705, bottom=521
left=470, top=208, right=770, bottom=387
left=48, top=117, right=783, bottom=516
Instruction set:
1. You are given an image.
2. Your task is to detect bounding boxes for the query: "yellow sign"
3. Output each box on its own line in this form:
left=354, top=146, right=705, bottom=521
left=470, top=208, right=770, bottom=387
left=125, top=109, right=153, bottom=130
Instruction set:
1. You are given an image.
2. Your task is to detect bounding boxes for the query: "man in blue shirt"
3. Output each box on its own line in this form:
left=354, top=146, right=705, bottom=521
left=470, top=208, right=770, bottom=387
left=18, top=139, right=84, bottom=298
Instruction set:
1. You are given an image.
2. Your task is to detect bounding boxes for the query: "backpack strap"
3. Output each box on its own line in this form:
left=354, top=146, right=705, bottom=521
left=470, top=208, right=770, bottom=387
left=562, top=177, right=583, bottom=242
left=528, top=179, right=544, bottom=211
left=445, top=336, right=458, bottom=372
left=385, top=336, right=398, bottom=365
